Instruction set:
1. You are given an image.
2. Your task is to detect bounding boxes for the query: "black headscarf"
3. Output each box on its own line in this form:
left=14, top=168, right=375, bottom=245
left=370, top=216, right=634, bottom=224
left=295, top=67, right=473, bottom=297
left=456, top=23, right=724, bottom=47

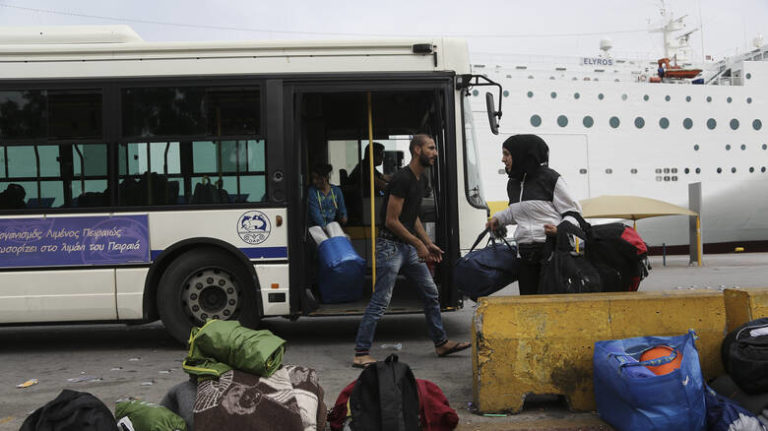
left=502, top=134, right=549, bottom=180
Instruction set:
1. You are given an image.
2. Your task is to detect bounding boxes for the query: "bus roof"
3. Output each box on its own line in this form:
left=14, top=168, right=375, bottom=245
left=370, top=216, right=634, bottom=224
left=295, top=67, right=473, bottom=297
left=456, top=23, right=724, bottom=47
left=0, top=25, right=470, bottom=79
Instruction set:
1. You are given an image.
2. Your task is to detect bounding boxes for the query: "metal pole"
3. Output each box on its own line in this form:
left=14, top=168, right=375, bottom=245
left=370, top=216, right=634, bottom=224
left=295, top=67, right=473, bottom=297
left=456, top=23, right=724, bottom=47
left=367, top=92, right=376, bottom=289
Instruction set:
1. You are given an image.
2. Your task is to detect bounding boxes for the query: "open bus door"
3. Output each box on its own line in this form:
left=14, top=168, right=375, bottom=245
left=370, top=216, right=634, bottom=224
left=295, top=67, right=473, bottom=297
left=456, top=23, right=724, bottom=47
left=283, top=79, right=461, bottom=318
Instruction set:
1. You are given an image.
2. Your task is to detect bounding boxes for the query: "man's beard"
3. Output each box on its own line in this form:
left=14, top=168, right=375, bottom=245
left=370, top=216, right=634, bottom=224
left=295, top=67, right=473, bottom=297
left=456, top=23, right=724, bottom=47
left=419, top=153, right=433, bottom=167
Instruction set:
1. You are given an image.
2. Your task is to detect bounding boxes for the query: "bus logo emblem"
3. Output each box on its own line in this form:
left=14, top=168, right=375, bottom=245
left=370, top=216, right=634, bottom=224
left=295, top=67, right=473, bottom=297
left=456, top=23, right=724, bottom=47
left=237, top=211, right=271, bottom=244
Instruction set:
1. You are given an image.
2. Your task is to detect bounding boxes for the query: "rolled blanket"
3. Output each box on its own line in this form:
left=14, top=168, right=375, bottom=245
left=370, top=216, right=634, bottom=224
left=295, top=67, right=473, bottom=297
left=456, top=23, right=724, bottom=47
left=183, top=320, right=286, bottom=379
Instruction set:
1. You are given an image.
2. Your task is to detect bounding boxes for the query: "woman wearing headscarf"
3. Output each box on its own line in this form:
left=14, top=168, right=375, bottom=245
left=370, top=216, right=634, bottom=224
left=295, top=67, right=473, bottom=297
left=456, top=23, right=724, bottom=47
left=486, top=134, right=582, bottom=295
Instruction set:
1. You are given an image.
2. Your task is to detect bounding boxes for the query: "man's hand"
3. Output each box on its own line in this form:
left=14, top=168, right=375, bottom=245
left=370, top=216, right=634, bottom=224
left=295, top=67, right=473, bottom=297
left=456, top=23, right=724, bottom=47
left=544, top=224, right=558, bottom=236
left=416, top=243, right=431, bottom=262
left=485, top=217, right=500, bottom=231
left=427, top=243, right=444, bottom=263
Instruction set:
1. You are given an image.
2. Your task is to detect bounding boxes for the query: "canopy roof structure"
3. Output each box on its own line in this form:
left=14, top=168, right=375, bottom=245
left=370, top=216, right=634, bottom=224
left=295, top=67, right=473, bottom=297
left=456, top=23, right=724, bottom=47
left=579, top=195, right=698, bottom=220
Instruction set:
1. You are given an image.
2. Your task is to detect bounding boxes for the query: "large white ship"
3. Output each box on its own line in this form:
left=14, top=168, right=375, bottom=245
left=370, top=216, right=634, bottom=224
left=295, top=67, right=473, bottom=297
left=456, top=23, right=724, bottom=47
left=469, top=6, right=768, bottom=254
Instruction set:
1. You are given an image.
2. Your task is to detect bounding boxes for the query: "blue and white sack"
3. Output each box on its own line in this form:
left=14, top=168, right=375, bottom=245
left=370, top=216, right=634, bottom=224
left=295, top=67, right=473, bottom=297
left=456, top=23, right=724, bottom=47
left=593, top=330, right=707, bottom=431
left=316, top=235, right=365, bottom=304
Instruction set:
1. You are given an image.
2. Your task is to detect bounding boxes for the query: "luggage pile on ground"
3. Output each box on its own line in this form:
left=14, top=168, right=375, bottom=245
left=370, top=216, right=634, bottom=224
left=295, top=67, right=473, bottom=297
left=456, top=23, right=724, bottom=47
left=593, top=326, right=768, bottom=431
left=20, top=320, right=328, bottom=431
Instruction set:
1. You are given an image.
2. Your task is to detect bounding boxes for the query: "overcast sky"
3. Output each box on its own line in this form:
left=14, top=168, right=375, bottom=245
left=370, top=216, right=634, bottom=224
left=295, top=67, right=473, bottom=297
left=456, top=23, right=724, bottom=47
left=0, top=0, right=766, bottom=62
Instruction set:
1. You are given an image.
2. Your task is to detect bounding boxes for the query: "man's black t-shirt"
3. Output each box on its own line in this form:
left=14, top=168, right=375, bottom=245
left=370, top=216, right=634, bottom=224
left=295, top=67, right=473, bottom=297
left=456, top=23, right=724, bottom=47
left=379, top=166, right=426, bottom=240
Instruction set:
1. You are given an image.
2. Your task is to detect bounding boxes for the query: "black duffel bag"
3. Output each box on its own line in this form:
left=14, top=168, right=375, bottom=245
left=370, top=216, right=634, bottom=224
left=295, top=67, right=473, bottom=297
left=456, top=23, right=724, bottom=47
left=722, top=317, right=768, bottom=394
left=454, top=228, right=518, bottom=301
left=539, top=219, right=602, bottom=294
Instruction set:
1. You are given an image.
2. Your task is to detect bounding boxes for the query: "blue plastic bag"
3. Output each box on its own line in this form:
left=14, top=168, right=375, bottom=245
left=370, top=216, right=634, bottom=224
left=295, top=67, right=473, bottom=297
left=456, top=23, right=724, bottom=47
left=316, top=236, right=365, bottom=303
left=593, top=330, right=706, bottom=431
left=705, top=385, right=766, bottom=431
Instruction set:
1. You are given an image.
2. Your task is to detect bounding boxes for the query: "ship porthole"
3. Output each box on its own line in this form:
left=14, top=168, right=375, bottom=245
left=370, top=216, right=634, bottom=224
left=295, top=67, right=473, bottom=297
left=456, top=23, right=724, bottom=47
left=747, top=97, right=753, bottom=104
left=742, top=144, right=747, bottom=150
left=694, top=144, right=700, bottom=151
left=683, top=118, right=693, bottom=129
left=707, top=118, right=717, bottom=130
left=634, top=117, right=645, bottom=129
left=621, top=94, right=628, bottom=101
left=643, top=94, right=649, bottom=101
left=706, top=96, right=712, bottom=103
left=726, top=144, right=731, bottom=150
left=753, top=119, right=762, bottom=130
left=557, top=115, right=568, bottom=127
left=598, top=93, right=605, bottom=100
left=684, top=168, right=690, bottom=174
left=574, top=92, right=580, bottom=99
left=686, top=96, right=692, bottom=102
left=530, top=114, right=542, bottom=127
left=609, top=116, right=620, bottom=128
left=583, top=116, right=594, bottom=128
left=503, top=90, right=509, bottom=97
left=527, top=91, right=534, bottom=98
left=747, top=73, right=752, bottom=80
left=665, top=95, right=671, bottom=102
left=695, top=168, right=701, bottom=174
left=730, top=119, right=740, bottom=130
left=717, top=167, right=722, bottom=174
left=727, top=97, right=733, bottom=103
left=750, top=167, right=755, bottom=173
left=659, top=117, right=670, bottom=129
left=732, top=167, right=737, bottom=173
left=551, top=91, right=557, bottom=99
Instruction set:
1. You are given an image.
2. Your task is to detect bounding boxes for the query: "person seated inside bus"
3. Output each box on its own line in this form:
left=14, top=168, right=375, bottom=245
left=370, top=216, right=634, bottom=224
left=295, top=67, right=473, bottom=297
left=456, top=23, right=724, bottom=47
left=307, top=162, right=348, bottom=245
left=0, top=183, right=27, bottom=210
left=346, top=142, right=390, bottom=197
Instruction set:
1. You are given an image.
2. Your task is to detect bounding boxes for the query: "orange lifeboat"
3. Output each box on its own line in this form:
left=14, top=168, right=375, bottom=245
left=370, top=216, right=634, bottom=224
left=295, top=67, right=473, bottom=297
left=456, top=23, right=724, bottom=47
left=657, top=57, right=702, bottom=79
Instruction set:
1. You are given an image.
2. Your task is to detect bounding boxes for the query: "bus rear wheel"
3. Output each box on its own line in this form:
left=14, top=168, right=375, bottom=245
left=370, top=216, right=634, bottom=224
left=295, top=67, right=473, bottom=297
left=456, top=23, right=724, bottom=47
left=157, top=248, right=260, bottom=345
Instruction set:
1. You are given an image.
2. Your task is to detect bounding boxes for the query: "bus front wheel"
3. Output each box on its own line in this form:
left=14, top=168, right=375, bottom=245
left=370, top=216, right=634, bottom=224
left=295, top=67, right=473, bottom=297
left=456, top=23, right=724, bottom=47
left=157, top=248, right=261, bottom=345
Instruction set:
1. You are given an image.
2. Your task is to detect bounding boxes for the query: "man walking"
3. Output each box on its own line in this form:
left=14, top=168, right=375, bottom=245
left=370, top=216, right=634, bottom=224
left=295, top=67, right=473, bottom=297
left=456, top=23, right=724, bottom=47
left=352, top=134, right=470, bottom=368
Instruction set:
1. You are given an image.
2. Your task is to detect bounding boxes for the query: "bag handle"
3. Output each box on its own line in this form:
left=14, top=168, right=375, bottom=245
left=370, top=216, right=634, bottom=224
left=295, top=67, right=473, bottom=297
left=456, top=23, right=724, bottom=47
left=468, top=228, right=516, bottom=254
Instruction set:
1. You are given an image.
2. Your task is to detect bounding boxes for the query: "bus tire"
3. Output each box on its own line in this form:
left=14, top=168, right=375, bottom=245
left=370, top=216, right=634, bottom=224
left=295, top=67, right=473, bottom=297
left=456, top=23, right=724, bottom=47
left=157, top=247, right=261, bottom=345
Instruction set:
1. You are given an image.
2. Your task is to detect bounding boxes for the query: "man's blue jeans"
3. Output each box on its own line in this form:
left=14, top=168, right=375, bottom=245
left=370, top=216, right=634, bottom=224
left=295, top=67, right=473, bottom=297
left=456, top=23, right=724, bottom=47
left=354, top=238, right=448, bottom=352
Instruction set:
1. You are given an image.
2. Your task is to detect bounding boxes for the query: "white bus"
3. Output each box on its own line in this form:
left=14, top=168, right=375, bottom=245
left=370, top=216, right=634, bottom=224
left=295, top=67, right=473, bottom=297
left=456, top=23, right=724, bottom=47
left=0, top=26, right=499, bottom=344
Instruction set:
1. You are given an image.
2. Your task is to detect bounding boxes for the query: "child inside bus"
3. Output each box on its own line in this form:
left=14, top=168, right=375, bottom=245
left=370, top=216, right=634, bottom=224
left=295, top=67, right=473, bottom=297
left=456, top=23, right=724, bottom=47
left=307, top=162, right=348, bottom=245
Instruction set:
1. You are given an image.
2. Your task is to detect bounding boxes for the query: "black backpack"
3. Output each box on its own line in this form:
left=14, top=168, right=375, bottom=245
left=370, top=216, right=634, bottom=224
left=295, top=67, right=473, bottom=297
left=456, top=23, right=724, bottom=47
left=564, top=212, right=651, bottom=292
left=349, top=354, right=420, bottom=431
left=722, top=318, right=768, bottom=394
left=539, top=219, right=602, bottom=294
left=21, top=389, right=118, bottom=431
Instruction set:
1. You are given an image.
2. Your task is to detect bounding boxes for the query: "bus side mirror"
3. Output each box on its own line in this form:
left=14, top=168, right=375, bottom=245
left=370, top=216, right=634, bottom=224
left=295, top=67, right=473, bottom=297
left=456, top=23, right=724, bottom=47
left=486, top=92, right=500, bottom=135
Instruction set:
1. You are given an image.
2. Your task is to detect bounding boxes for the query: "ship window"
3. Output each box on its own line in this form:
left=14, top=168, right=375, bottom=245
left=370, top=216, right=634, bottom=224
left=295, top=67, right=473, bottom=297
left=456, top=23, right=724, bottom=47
left=753, top=119, right=762, bottom=130
left=574, top=92, right=581, bottom=99
left=763, top=167, right=767, bottom=173
left=643, top=94, right=649, bottom=101
left=747, top=97, right=753, bottom=104
left=764, top=144, right=767, bottom=150
left=572, top=77, right=578, bottom=81
left=579, top=169, right=588, bottom=174
left=665, top=95, right=671, bottom=102
left=598, top=93, right=605, bottom=100
left=684, top=168, right=690, bottom=174
left=631, top=168, right=638, bottom=174
left=727, top=97, right=733, bottom=103
left=717, top=167, right=722, bottom=174
left=609, top=116, right=620, bottom=128
left=664, top=176, right=670, bottom=181
left=706, top=96, right=712, bottom=103
left=659, top=117, right=670, bottom=129
left=683, top=118, right=693, bottom=129
left=686, top=96, right=692, bottom=102
left=549, top=76, right=555, bottom=80
left=663, top=168, right=670, bottom=174
left=634, top=117, right=645, bottom=129
left=472, top=90, right=479, bottom=96
left=671, top=168, right=677, bottom=173
left=583, top=116, right=594, bottom=128
left=622, top=94, right=628, bottom=101
left=503, top=90, right=509, bottom=98
left=528, top=75, right=534, bottom=79
left=707, top=118, right=717, bottom=130
left=527, top=91, right=534, bottom=98
left=730, top=119, right=740, bottom=130
left=655, top=176, right=662, bottom=182
left=551, top=91, right=557, bottom=99
left=747, top=73, right=752, bottom=80
left=694, top=144, right=700, bottom=151
left=557, top=115, right=568, bottom=127
left=530, top=114, right=542, bottom=127
left=750, top=167, right=755, bottom=173
left=695, top=168, right=701, bottom=174
left=731, top=167, right=737, bottom=173
left=741, top=144, right=747, bottom=150
left=726, top=144, right=731, bottom=150
left=605, top=168, right=613, bottom=174
left=672, top=176, right=678, bottom=181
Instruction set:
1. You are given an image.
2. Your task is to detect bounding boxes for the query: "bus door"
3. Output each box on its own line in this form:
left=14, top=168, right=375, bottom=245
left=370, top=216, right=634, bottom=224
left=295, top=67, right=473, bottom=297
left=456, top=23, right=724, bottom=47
left=284, top=80, right=459, bottom=316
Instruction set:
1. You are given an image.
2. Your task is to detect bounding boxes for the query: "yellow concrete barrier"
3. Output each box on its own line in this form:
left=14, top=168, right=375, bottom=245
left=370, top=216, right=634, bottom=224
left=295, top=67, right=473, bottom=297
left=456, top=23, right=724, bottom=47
left=724, top=287, right=768, bottom=332
left=472, top=290, right=727, bottom=414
